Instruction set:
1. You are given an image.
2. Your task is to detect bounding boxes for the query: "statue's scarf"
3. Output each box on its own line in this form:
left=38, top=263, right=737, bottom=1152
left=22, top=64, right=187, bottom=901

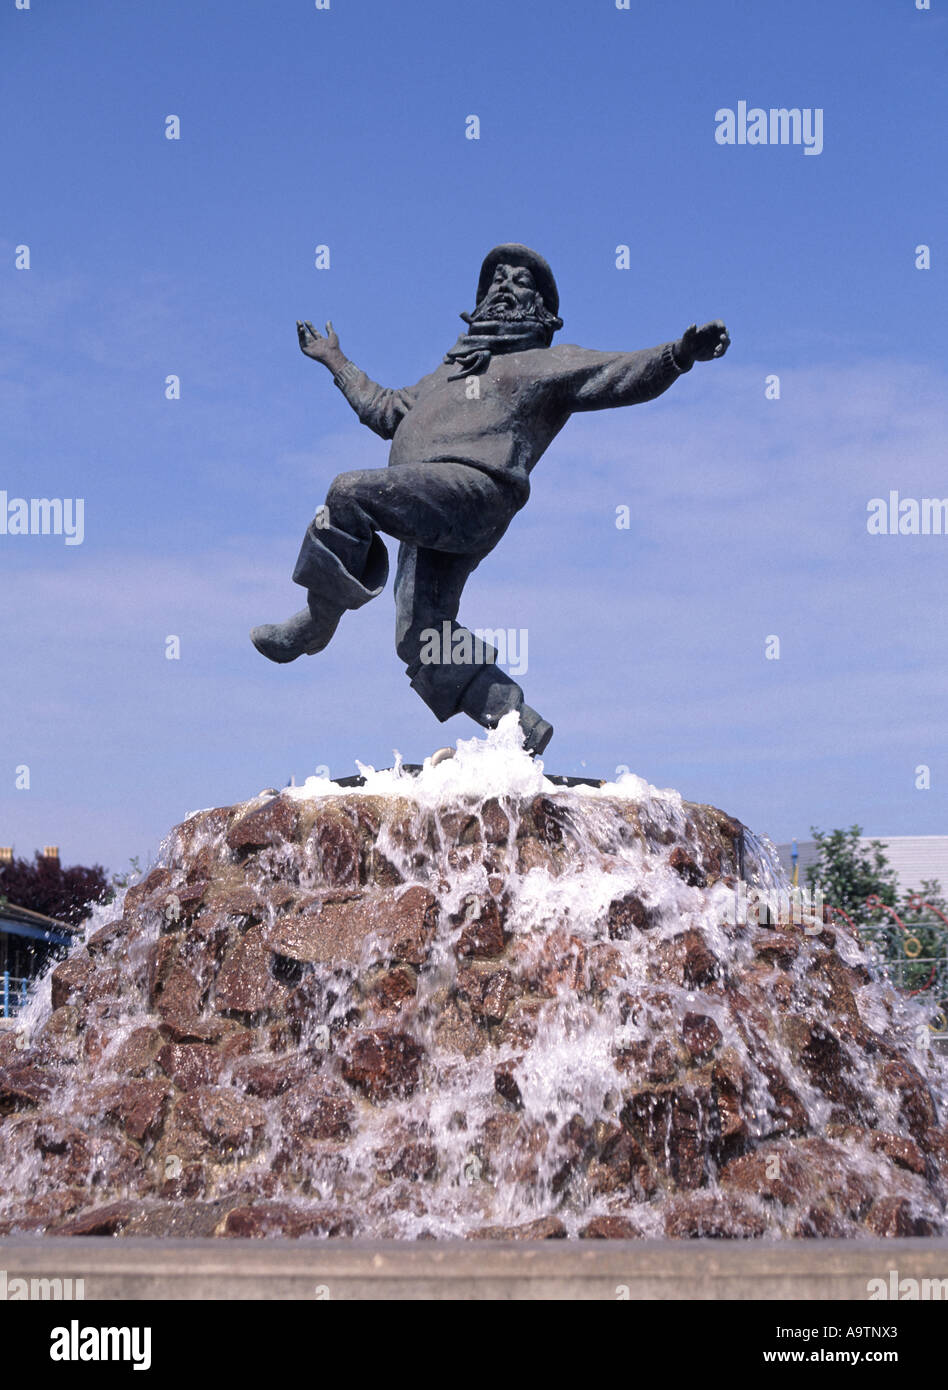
left=443, top=313, right=551, bottom=380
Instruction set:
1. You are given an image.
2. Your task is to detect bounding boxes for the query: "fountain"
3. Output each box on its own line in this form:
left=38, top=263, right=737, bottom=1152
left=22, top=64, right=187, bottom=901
left=0, top=717, right=944, bottom=1240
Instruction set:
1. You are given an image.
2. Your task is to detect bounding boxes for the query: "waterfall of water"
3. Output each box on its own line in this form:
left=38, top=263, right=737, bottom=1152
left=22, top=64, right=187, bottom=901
left=1, top=715, right=945, bottom=1239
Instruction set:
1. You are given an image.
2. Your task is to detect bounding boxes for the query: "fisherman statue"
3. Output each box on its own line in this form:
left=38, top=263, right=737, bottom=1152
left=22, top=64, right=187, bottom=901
left=251, top=244, right=730, bottom=755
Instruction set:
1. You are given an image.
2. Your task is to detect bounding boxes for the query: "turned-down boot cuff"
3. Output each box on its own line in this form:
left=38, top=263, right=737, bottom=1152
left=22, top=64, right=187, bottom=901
left=292, top=525, right=389, bottom=609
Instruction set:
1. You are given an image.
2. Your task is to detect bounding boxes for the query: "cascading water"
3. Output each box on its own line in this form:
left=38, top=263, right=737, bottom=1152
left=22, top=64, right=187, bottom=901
left=1, top=714, right=945, bottom=1239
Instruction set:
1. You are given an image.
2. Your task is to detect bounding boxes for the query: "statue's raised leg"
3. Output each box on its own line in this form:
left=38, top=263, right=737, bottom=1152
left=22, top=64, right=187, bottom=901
left=250, top=519, right=389, bottom=663
left=251, top=461, right=519, bottom=666
left=251, top=462, right=552, bottom=754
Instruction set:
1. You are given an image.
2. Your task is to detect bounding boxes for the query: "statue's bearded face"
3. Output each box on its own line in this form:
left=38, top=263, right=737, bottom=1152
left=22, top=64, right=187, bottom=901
left=471, top=263, right=544, bottom=322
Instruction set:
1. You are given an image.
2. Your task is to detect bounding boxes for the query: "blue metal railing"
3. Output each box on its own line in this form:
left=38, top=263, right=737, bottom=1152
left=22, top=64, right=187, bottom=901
left=1, top=973, right=30, bottom=1018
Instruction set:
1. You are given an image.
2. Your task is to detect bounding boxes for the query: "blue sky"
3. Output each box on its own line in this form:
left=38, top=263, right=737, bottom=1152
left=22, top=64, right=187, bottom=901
left=2, top=0, right=946, bottom=875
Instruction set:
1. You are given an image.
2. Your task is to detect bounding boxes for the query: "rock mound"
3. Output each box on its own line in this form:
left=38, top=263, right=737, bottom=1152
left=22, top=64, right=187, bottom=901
left=1, top=741, right=945, bottom=1239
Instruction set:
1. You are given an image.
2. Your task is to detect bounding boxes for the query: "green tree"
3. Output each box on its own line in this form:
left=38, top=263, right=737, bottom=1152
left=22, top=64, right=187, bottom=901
left=804, top=825, right=897, bottom=922
left=901, top=878, right=947, bottom=923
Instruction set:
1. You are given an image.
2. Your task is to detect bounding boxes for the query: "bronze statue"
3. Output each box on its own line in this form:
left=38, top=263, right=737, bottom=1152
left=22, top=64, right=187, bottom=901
left=252, top=245, right=729, bottom=754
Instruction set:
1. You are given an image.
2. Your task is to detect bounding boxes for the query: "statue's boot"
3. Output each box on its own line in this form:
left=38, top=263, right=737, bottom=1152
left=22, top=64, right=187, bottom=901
left=250, top=593, right=344, bottom=664
left=518, top=703, right=554, bottom=757
left=458, top=666, right=554, bottom=757
left=251, top=520, right=390, bottom=664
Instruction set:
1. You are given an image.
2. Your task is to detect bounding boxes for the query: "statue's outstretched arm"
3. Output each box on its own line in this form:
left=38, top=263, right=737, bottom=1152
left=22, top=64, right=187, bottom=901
left=559, top=321, right=729, bottom=413
left=296, top=319, right=417, bottom=440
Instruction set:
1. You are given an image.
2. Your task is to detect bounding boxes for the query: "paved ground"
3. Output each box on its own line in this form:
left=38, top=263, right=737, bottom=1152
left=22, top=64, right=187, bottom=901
left=1, top=1237, right=947, bottom=1300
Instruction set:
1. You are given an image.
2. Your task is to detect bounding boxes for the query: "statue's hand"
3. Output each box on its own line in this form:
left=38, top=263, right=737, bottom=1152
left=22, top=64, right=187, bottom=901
left=677, top=320, right=730, bottom=367
left=297, top=319, right=341, bottom=364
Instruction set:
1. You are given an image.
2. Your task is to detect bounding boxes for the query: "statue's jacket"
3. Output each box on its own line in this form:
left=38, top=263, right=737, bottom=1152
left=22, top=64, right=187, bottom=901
left=332, top=340, right=687, bottom=508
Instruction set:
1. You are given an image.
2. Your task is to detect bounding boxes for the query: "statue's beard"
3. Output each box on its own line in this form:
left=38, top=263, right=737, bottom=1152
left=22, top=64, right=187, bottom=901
left=444, top=291, right=561, bottom=378
left=469, top=293, right=541, bottom=327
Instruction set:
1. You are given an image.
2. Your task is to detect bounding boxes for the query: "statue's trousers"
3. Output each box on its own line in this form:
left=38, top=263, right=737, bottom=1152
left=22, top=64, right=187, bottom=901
left=292, top=461, right=529, bottom=725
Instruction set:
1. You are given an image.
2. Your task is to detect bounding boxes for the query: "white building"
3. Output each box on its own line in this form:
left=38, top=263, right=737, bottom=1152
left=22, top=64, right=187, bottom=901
left=775, top=836, right=948, bottom=897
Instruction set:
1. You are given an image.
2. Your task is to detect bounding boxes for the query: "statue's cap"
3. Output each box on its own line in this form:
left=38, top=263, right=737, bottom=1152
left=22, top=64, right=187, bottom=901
left=476, top=244, right=559, bottom=316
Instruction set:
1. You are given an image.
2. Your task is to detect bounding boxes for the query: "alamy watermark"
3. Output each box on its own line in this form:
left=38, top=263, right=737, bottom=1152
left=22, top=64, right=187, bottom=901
left=418, top=622, right=528, bottom=676
left=867, top=1269, right=948, bottom=1300
left=49, top=1321, right=151, bottom=1370
left=715, top=102, right=823, bottom=156
left=867, top=492, right=948, bottom=536
left=0, top=1268, right=85, bottom=1300
left=0, top=491, right=84, bottom=545
left=729, top=883, right=824, bottom=930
